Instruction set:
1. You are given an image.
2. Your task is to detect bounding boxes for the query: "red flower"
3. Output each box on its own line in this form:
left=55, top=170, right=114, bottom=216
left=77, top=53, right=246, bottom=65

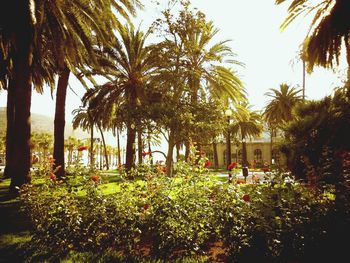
left=143, top=204, right=150, bottom=210
left=50, top=173, right=57, bottom=181
left=77, top=146, right=88, bottom=151
left=227, top=162, right=237, bottom=171
left=204, top=160, right=212, bottom=168
left=242, top=194, right=250, bottom=202
left=263, top=168, right=269, bottom=173
left=91, top=175, right=100, bottom=182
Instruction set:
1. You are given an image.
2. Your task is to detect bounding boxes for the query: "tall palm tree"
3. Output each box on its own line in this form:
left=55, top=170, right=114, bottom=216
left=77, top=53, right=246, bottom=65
left=47, top=0, right=141, bottom=178
left=264, top=83, right=302, bottom=164
left=155, top=5, right=245, bottom=162
left=83, top=23, right=157, bottom=171
left=276, top=0, right=350, bottom=91
left=0, top=1, right=36, bottom=191
left=264, top=83, right=303, bottom=125
left=231, top=103, right=263, bottom=167
left=1, top=0, right=141, bottom=190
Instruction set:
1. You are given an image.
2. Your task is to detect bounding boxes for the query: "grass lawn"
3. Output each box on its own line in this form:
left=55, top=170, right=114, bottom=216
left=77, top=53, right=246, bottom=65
left=0, top=169, right=242, bottom=262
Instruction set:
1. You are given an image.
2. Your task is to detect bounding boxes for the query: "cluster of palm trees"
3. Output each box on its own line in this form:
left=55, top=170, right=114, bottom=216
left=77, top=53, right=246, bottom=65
left=0, top=0, right=349, bottom=192
left=0, top=0, right=141, bottom=192
left=70, top=2, right=248, bottom=175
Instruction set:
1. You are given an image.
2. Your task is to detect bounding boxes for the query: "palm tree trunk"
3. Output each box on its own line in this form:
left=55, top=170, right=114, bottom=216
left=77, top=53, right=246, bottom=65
left=125, top=124, right=136, bottom=171
left=184, top=140, right=190, bottom=162
left=9, top=14, right=34, bottom=193
left=4, top=79, right=15, bottom=179
left=125, top=87, right=137, bottom=171
left=148, top=139, right=153, bottom=165
left=212, top=141, right=218, bottom=169
left=53, top=66, right=70, bottom=179
left=89, top=124, right=94, bottom=169
left=242, top=137, right=248, bottom=167
left=117, top=128, right=121, bottom=167
left=176, top=142, right=180, bottom=162
left=166, top=129, right=175, bottom=177
left=270, top=129, right=273, bottom=165
left=97, top=124, right=109, bottom=170
left=11, top=76, right=32, bottom=192
left=137, top=128, right=143, bottom=165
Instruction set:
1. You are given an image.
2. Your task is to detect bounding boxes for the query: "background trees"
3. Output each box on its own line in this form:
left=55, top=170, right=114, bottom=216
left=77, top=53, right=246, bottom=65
left=282, top=88, right=350, bottom=182
left=231, top=103, right=263, bottom=167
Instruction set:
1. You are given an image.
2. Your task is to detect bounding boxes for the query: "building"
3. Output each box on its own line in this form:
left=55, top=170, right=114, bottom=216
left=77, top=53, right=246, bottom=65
left=204, top=135, right=284, bottom=169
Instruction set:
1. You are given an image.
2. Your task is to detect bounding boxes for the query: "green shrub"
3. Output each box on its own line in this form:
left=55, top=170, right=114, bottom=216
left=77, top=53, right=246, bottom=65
left=20, top=163, right=337, bottom=262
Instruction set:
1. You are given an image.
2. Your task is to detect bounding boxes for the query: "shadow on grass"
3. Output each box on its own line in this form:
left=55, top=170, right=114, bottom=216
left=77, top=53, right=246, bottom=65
left=0, top=179, right=33, bottom=262
left=0, top=180, right=32, bottom=235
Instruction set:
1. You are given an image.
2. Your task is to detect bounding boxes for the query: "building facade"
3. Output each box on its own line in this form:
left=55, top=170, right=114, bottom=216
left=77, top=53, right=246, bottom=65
left=204, top=137, right=283, bottom=168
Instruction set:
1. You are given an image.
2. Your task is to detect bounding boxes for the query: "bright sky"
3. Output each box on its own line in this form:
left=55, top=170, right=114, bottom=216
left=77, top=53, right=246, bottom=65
left=0, top=0, right=346, bottom=140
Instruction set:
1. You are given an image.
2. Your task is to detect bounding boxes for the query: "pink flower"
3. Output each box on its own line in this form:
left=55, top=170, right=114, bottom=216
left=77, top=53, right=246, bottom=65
left=242, top=194, right=251, bottom=202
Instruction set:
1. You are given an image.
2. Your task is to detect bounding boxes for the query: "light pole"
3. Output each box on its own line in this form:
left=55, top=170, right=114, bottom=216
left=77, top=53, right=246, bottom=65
left=225, top=109, right=233, bottom=169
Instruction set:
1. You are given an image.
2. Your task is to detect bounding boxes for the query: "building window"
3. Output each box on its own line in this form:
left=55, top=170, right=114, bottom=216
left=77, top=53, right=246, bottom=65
left=254, top=149, right=262, bottom=164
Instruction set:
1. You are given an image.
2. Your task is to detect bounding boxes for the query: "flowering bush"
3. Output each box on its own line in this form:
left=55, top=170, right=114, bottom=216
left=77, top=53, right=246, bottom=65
left=214, top=171, right=334, bottom=262
left=20, top=163, right=338, bottom=262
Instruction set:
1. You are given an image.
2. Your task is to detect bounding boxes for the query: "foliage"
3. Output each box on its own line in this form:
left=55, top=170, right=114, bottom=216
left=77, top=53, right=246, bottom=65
left=18, top=158, right=343, bottom=262
left=263, top=83, right=303, bottom=127
left=282, top=88, right=350, bottom=183
left=214, top=171, right=333, bottom=262
left=276, top=0, right=350, bottom=75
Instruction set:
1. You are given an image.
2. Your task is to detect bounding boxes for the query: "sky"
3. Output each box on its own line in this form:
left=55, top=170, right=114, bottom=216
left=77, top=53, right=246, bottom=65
left=0, top=0, right=347, bottom=146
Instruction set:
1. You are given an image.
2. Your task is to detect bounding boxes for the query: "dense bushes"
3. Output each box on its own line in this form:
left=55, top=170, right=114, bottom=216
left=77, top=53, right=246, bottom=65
left=20, top=167, right=340, bottom=262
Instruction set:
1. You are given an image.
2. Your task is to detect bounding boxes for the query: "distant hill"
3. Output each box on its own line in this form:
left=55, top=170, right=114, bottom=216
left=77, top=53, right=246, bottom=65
left=0, top=107, right=88, bottom=139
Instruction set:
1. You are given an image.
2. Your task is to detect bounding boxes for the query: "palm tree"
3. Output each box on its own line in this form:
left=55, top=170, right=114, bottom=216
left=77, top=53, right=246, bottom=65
left=0, top=2, right=35, bottom=191
left=83, top=23, right=157, bottom=171
left=276, top=0, right=350, bottom=91
left=264, top=83, right=303, bottom=125
left=48, top=0, right=140, bottom=178
left=155, top=5, right=245, bottom=163
left=1, top=0, right=141, bottom=190
left=231, top=103, right=263, bottom=167
left=181, top=14, right=244, bottom=158
left=264, top=83, right=302, bottom=164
